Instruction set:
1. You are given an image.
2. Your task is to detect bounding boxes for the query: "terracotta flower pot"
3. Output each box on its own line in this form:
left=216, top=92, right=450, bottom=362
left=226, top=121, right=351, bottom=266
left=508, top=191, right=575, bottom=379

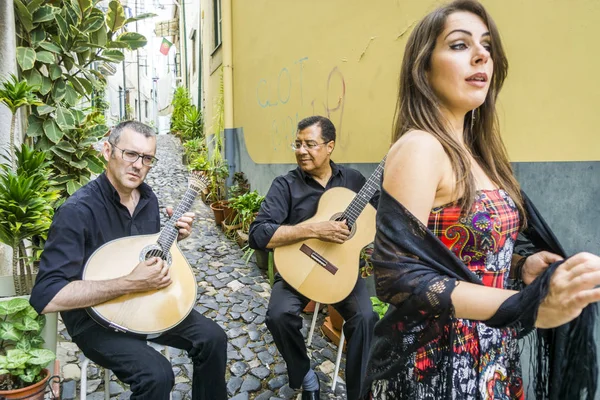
left=222, top=201, right=236, bottom=224
left=210, top=201, right=226, bottom=226
left=0, top=369, right=51, bottom=400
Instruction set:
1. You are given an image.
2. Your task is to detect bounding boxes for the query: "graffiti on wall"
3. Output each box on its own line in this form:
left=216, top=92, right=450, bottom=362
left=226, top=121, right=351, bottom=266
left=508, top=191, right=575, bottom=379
left=256, top=57, right=347, bottom=152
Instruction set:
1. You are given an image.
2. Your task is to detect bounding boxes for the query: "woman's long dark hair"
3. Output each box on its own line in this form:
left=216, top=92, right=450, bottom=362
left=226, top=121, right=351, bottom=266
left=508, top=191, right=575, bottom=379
left=393, top=0, right=525, bottom=223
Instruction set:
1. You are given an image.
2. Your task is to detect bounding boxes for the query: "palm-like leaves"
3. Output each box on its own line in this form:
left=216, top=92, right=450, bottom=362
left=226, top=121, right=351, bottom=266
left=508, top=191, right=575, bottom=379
left=0, top=74, right=43, bottom=170
left=180, top=106, right=204, bottom=141
left=0, top=144, right=59, bottom=294
left=0, top=74, right=42, bottom=114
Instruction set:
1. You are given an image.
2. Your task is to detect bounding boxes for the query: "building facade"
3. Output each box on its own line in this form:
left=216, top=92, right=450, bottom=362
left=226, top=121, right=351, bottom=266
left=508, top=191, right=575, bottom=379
left=194, top=0, right=599, bottom=256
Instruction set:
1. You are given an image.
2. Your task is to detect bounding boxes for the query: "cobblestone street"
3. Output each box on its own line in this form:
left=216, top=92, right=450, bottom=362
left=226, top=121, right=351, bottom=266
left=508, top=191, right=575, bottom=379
left=55, top=134, right=347, bottom=400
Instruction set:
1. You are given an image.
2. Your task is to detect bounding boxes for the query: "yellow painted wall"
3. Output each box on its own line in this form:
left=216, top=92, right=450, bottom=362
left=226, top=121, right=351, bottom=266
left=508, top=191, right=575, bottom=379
left=225, top=0, right=600, bottom=164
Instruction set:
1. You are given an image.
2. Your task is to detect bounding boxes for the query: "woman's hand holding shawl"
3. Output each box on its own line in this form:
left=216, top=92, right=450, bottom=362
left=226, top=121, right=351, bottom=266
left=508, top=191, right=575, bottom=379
left=535, top=252, right=600, bottom=328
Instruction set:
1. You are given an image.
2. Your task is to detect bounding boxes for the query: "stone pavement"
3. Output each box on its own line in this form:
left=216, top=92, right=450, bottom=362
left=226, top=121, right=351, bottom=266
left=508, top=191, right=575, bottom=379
left=55, top=134, right=347, bottom=400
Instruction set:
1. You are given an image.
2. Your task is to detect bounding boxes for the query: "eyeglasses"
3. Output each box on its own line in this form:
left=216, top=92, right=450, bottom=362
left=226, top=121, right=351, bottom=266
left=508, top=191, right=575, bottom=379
left=110, top=142, right=158, bottom=167
left=290, top=140, right=332, bottom=151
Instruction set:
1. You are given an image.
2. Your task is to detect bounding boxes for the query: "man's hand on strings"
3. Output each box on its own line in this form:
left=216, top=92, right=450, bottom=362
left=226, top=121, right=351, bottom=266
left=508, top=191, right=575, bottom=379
left=166, top=206, right=196, bottom=241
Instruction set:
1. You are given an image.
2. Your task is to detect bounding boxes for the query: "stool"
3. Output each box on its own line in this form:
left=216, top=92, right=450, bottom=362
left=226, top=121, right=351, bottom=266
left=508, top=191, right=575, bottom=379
left=79, top=348, right=173, bottom=399
left=80, top=357, right=110, bottom=400
left=306, top=302, right=345, bottom=391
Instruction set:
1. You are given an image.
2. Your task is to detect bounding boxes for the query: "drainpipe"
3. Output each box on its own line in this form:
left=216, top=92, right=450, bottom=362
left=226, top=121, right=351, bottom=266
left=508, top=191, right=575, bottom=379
left=181, top=0, right=189, bottom=89
left=222, top=0, right=235, bottom=188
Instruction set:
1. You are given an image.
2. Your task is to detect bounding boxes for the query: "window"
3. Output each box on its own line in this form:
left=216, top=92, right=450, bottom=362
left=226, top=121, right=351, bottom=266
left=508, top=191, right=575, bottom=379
left=213, top=0, right=222, bottom=49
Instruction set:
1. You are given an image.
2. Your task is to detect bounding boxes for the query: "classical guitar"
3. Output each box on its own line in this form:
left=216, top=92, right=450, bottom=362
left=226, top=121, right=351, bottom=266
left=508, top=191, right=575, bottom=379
left=274, top=157, right=385, bottom=304
left=82, top=173, right=208, bottom=335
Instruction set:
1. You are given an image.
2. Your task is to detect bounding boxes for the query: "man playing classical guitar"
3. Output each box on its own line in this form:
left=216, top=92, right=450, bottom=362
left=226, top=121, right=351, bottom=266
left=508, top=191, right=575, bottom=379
left=30, top=121, right=227, bottom=400
left=249, top=116, right=379, bottom=400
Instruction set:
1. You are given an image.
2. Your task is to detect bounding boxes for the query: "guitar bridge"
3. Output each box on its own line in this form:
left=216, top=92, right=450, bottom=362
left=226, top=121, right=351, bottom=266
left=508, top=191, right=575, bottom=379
left=299, top=244, right=338, bottom=275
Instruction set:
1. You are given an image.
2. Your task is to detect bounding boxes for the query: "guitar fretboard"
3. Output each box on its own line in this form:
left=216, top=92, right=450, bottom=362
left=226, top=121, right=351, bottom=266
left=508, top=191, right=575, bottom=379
left=342, top=155, right=386, bottom=228
left=157, top=187, right=200, bottom=251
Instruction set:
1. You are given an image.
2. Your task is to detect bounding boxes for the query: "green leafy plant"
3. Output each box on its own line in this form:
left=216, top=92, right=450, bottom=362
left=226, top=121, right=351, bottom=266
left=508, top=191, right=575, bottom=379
left=228, top=172, right=250, bottom=199
left=182, top=138, right=204, bottom=159
left=188, top=152, right=210, bottom=174
left=360, top=244, right=374, bottom=278
left=206, top=160, right=229, bottom=203
left=13, top=0, right=154, bottom=198
left=0, top=144, right=59, bottom=295
left=0, top=298, right=55, bottom=390
left=0, top=74, right=42, bottom=169
left=91, top=82, right=109, bottom=115
left=205, top=69, right=228, bottom=202
left=170, top=86, right=192, bottom=135
left=180, top=105, right=203, bottom=141
left=230, top=190, right=265, bottom=233
left=30, top=110, right=107, bottom=200
left=370, top=297, right=389, bottom=319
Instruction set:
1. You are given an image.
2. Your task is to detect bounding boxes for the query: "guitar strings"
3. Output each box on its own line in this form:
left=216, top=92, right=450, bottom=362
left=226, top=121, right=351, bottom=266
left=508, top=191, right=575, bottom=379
left=342, top=160, right=385, bottom=226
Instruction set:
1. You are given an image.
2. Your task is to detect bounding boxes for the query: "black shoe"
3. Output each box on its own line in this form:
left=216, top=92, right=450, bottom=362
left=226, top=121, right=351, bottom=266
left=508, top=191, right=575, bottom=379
left=301, top=374, right=320, bottom=400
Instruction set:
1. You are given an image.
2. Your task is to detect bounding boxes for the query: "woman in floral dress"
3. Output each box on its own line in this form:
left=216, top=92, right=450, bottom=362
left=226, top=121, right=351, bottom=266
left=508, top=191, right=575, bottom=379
left=365, top=1, right=600, bottom=399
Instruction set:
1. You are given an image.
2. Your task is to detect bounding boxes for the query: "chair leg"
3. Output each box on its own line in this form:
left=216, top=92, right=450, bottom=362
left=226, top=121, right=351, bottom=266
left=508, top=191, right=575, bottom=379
left=104, top=368, right=110, bottom=400
left=307, top=302, right=320, bottom=346
left=331, top=323, right=345, bottom=391
left=81, top=358, right=89, bottom=400
left=165, top=347, right=172, bottom=400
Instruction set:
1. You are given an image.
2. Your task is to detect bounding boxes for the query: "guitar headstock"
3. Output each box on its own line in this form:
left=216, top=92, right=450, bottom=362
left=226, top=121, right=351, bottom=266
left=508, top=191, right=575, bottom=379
left=189, top=172, right=209, bottom=193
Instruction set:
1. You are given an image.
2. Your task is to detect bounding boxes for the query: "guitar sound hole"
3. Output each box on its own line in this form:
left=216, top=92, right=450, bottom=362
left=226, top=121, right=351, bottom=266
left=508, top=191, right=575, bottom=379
left=145, top=249, right=165, bottom=260
left=330, top=212, right=356, bottom=240
left=140, top=244, right=173, bottom=267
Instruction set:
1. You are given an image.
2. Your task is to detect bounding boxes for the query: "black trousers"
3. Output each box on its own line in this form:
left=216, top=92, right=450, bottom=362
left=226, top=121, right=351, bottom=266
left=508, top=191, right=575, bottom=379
left=266, top=273, right=378, bottom=400
left=73, top=310, right=227, bottom=400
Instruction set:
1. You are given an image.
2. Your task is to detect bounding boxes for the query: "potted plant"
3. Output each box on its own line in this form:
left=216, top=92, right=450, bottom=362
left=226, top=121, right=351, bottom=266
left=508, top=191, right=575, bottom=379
left=207, top=160, right=230, bottom=225
left=222, top=172, right=251, bottom=227
left=182, top=138, right=205, bottom=166
left=229, top=191, right=265, bottom=234
left=0, top=144, right=59, bottom=295
left=228, top=172, right=250, bottom=199
left=170, top=86, right=192, bottom=137
left=179, top=106, right=204, bottom=141
left=0, top=297, right=56, bottom=399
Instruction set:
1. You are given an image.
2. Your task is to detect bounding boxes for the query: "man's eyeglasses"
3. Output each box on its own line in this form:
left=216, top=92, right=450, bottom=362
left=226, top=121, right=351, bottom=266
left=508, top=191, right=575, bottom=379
left=290, top=140, right=332, bottom=151
left=110, top=142, right=158, bottom=167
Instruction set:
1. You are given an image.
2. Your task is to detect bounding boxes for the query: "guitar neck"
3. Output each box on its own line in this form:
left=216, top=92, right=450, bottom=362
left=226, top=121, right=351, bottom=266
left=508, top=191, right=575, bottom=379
left=157, top=187, right=199, bottom=250
left=342, top=155, right=386, bottom=227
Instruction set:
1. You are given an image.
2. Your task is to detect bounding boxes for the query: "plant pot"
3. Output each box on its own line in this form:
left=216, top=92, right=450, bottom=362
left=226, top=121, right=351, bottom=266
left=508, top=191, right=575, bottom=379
left=222, top=201, right=236, bottom=224
left=221, top=221, right=242, bottom=233
left=210, top=201, right=226, bottom=226
left=0, top=369, right=50, bottom=400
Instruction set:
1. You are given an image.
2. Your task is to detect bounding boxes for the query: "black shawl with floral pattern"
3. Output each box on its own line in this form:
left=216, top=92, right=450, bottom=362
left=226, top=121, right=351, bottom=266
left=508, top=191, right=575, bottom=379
left=363, top=188, right=597, bottom=400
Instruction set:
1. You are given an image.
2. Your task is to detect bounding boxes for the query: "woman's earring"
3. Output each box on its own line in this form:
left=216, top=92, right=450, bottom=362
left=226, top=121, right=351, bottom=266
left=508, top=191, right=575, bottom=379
left=471, top=109, right=476, bottom=130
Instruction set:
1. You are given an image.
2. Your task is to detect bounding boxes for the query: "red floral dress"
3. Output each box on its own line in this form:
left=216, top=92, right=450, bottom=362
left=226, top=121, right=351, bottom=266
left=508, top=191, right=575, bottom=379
left=372, top=189, right=524, bottom=400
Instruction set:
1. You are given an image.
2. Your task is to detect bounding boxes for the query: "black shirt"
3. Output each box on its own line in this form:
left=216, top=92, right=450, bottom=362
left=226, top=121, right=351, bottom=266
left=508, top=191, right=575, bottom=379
left=30, top=172, right=160, bottom=337
left=249, top=161, right=379, bottom=250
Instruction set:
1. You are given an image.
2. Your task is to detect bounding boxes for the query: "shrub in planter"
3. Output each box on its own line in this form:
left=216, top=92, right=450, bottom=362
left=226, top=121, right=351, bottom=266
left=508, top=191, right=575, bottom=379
left=229, top=190, right=265, bottom=233
left=0, top=298, right=55, bottom=397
